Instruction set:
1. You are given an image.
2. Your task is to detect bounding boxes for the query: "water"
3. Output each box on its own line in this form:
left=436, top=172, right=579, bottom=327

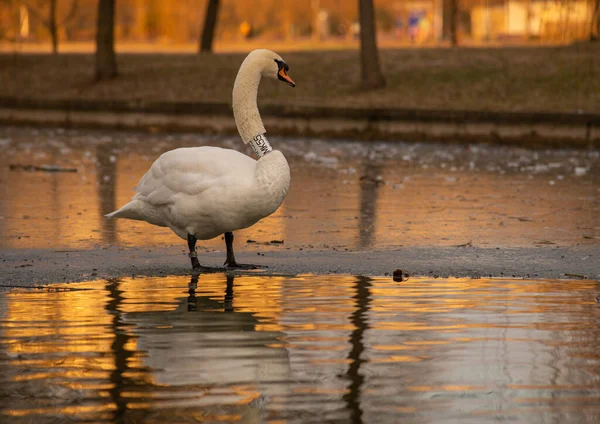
left=1, top=274, right=600, bottom=423
left=0, top=127, right=598, bottom=251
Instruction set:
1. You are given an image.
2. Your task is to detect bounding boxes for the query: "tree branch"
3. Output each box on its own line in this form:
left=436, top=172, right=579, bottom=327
left=60, top=0, right=78, bottom=27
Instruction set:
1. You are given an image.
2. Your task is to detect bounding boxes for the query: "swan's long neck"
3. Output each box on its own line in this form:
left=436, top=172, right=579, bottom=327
left=232, top=53, right=290, bottom=206
left=232, top=58, right=271, bottom=157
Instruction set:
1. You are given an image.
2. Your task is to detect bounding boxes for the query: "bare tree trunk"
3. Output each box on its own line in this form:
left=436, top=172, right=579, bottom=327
left=358, top=0, right=386, bottom=89
left=597, top=0, right=600, bottom=39
left=199, top=0, right=220, bottom=53
left=22, top=0, right=79, bottom=51
left=95, top=0, right=117, bottom=81
left=449, top=0, right=458, bottom=45
left=49, top=0, right=58, bottom=54
left=525, top=0, right=532, bottom=39
left=61, top=0, right=79, bottom=41
left=592, top=0, right=600, bottom=41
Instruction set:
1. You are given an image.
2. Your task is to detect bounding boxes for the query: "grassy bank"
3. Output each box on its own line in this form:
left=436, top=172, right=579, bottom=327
left=1, top=44, right=599, bottom=114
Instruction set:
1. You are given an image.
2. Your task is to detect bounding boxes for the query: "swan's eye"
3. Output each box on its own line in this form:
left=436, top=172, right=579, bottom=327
left=274, top=59, right=289, bottom=72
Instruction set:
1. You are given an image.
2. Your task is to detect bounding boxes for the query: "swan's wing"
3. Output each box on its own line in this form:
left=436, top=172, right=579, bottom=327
left=135, top=147, right=255, bottom=206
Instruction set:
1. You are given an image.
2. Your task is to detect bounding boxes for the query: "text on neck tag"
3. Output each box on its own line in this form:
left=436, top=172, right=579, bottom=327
left=249, top=134, right=273, bottom=158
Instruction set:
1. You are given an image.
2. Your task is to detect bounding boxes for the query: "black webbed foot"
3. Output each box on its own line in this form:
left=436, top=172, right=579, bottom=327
left=188, top=233, right=224, bottom=272
left=223, top=260, right=266, bottom=270
left=223, top=232, right=266, bottom=270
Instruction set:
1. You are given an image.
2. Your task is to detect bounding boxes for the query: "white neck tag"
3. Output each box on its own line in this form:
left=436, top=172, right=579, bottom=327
left=249, top=134, right=273, bottom=158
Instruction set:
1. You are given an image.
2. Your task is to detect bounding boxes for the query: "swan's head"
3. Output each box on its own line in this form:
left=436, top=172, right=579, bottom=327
left=246, top=49, right=295, bottom=88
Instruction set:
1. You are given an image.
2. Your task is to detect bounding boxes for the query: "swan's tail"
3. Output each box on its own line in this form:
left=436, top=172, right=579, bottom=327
left=105, top=200, right=167, bottom=228
left=105, top=200, right=142, bottom=220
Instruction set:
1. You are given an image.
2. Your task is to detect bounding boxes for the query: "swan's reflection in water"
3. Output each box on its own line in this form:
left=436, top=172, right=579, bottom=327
left=1, top=275, right=600, bottom=423
left=111, top=273, right=292, bottom=422
left=129, top=274, right=292, bottom=388
left=187, top=273, right=234, bottom=312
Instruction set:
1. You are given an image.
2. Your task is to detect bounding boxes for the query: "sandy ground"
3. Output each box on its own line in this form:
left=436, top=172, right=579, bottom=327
left=2, top=245, right=599, bottom=287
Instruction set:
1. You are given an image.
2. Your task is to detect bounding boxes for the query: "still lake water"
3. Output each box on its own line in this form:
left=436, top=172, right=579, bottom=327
left=0, top=127, right=598, bottom=251
left=1, top=274, right=600, bottom=423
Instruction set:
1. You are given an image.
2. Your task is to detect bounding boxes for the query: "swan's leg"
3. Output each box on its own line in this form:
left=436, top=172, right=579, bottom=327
left=224, top=232, right=237, bottom=266
left=224, top=232, right=265, bottom=269
left=187, top=233, right=202, bottom=270
left=187, top=233, right=223, bottom=272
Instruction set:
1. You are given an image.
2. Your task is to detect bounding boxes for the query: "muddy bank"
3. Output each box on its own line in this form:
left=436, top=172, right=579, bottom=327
left=1, top=245, right=599, bottom=287
left=1, top=98, right=599, bottom=147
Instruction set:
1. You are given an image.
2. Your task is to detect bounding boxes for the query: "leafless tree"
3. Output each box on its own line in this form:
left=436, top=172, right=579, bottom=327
left=592, top=0, right=600, bottom=41
left=199, top=0, right=220, bottom=53
left=449, top=0, right=458, bottom=46
left=21, top=0, right=78, bottom=54
left=358, top=0, right=385, bottom=89
left=95, top=0, right=117, bottom=80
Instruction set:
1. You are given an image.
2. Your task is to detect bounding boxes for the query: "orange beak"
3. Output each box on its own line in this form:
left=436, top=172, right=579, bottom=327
left=278, top=68, right=296, bottom=87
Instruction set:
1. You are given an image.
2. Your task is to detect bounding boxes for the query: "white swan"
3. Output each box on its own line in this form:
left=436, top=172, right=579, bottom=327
left=105, top=49, right=295, bottom=270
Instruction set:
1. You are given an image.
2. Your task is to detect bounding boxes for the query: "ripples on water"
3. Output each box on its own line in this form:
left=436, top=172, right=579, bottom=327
left=1, top=275, right=599, bottom=423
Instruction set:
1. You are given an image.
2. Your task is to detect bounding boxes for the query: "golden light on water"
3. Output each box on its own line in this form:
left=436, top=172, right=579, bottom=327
left=1, top=135, right=598, bottom=251
left=1, top=275, right=600, bottom=421
left=3, top=404, right=117, bottom=418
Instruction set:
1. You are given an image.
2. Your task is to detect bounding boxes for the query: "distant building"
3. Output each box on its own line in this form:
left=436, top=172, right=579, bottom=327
left=470, top=0, right=595, bottom=42
left=392, top=0, right=596, bottom=43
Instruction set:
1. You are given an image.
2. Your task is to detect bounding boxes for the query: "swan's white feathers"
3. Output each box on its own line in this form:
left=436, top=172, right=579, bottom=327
left=137, top=147, right=253, bottom=202
left=108, top=146, right=289, bottom=241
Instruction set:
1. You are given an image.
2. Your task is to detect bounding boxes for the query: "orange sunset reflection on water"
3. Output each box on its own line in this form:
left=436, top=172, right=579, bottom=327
left=1, top=127, right=598, bottom=251
left=1, top=274, right=600, bottom=422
